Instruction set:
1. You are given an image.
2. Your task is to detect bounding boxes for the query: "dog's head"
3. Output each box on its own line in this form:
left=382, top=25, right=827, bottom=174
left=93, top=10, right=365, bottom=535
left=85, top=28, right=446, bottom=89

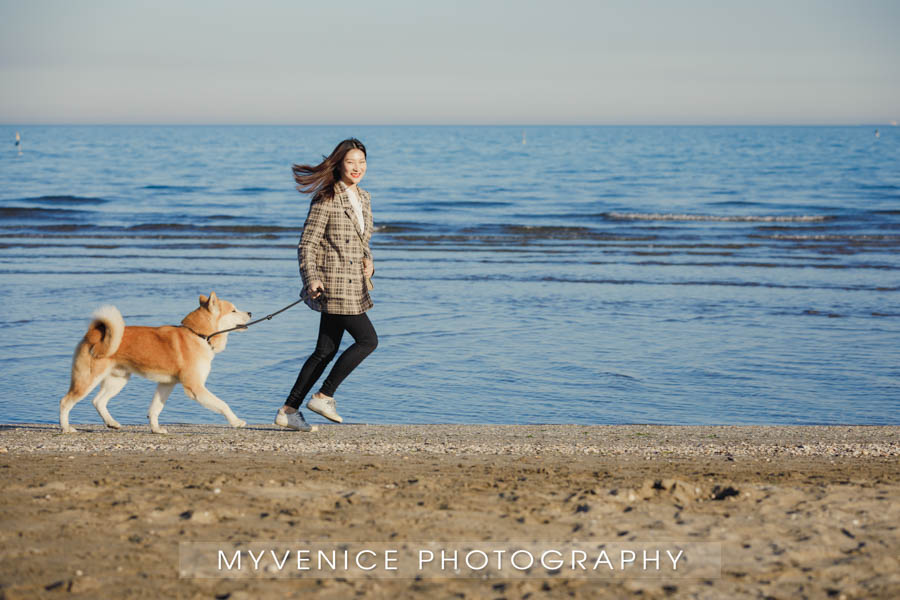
left=182, top=292, right=252, bottom=352
left=200, top=292, right=252, bottom=331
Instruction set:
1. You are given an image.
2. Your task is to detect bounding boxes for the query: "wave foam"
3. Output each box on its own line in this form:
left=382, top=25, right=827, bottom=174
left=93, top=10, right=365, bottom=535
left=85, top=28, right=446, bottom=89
left=605, top=212, right=832, bottom=223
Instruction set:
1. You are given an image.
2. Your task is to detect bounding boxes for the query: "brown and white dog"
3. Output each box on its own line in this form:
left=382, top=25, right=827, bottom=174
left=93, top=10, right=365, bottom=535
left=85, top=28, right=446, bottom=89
left=59, top=292, right=251, bottom=434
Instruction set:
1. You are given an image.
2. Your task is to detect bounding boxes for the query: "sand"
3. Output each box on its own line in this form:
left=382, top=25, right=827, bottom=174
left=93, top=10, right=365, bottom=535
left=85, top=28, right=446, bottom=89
left=0, top=424, right=898, bottom=599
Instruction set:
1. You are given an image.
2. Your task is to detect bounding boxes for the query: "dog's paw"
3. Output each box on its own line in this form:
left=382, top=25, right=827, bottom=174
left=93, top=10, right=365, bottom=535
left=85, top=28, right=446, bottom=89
left=151, top=427, right=169, bottom=435
left=105, top=421, right=122, bottom=430
left=61, top=425, right=78, bottom=434
left=231, top=419, right=247, bottom=429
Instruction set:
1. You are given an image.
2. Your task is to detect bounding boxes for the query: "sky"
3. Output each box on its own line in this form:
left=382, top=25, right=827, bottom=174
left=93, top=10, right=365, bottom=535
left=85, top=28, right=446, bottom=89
left=1, top=0, right=898, bottom=125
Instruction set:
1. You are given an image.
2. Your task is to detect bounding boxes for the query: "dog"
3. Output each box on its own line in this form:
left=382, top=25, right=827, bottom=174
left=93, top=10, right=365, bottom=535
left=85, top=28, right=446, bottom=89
left=59, top=292, right=251, bottom=434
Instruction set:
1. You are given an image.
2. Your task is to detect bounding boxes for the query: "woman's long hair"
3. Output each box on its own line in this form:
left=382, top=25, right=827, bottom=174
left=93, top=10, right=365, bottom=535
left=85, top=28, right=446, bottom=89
left=292, top=138, right=367, bottom=202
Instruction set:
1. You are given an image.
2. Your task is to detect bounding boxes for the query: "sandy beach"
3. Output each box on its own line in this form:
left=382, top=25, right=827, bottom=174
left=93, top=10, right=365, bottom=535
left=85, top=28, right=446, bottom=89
left=1, top=424, right=897, bottom=599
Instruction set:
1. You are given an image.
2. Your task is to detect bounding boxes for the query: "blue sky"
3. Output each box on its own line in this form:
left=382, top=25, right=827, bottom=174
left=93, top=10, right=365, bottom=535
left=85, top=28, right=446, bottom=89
left=1, top=0, right=898, bottom=125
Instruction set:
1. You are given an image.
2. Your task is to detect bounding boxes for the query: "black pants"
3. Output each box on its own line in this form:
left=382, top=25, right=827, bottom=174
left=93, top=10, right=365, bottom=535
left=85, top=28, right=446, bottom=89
left=286, top=312, right=378, bottom=409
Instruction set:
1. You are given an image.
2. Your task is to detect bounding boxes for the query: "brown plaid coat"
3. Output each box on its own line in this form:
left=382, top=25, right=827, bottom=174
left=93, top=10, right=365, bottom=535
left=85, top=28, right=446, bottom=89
left=298, top=180, right=374, bottom=315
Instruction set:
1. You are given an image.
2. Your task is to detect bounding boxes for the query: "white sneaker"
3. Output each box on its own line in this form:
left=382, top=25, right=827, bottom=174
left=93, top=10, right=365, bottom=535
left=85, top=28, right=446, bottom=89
left=307, top=392, right=343, bottom=423
left=274, top=407, right=317, bottom=432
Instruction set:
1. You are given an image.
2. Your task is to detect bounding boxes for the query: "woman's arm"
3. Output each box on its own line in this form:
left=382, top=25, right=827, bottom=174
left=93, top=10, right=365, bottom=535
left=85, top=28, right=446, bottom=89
left=362, top=191, right=374, bottom=265
left=298, top=198, right=329, bottom=292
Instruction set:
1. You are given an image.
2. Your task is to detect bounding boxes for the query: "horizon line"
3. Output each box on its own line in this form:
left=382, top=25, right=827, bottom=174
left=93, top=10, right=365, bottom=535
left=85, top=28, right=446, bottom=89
left=2, top=122, right=897, bottom=128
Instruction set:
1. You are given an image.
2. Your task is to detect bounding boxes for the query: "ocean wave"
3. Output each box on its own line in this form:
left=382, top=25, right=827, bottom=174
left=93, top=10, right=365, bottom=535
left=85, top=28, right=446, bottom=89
left=140, top=185, right=207, bottom=193
left=0, top=233, right=288, bottom=246
left=387, top=229, right=656, bottom=244
left=27, top=224, right=83, bottom=231
left=755, top=234, right=900, bottom=241
left=0, top=207, right=87, bottom=219
left=427, top=200, right=513, bottom=208
left=375, top=222, right=433, bottom=233
left=385, top=186, right=430, bottom=194
left=375, top=274, right=899, bottom=292
left=706, top=200, right=765, bottom=207
left=232, top=187, right=273, bottom=194
left=127, top=223, right=298, bottom=233
left=20, top=195, right=107, bottom=205
left=858, top=183, right=900, bottom=191
left=4, top=252, right=286, bottom=261
left=604, top=212, right=833, bottom=223
left=0, top=268, right=273, bottom=277
left=499, top=224, right=595, bottom=235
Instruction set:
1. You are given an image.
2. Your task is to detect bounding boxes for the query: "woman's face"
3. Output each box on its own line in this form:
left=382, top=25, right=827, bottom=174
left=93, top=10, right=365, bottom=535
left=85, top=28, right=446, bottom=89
left=341, top=149, right=367, bottom=186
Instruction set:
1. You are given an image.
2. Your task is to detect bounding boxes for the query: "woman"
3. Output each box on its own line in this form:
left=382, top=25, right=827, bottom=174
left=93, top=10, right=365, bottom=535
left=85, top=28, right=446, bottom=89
left=275, top=138, right=377, bottom=431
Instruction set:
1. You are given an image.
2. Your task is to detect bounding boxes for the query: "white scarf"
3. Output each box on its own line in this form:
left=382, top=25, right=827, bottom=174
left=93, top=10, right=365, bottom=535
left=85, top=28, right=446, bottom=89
left=346, top=186, right=364, bottom=234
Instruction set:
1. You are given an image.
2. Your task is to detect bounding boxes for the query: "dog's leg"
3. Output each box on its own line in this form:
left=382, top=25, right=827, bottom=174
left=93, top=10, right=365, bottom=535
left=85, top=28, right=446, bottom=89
left=147, top=383, right=175, bottom=434
left=60, top=390, right=87, bottom=434
left=182, top=383, right=246, bottom=429
left=91, top=373, right=130, bottom=429
left=60, top=371, right=107, bottom=434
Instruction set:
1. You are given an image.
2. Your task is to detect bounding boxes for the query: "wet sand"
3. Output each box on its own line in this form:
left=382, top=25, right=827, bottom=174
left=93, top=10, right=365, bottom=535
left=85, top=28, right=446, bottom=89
left=1, top=424, right=898, bottom=599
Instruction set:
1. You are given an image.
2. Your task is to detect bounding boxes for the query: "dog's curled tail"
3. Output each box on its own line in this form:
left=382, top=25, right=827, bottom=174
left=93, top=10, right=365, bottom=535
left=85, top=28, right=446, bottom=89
left=87, top=305, right=125, bottom=358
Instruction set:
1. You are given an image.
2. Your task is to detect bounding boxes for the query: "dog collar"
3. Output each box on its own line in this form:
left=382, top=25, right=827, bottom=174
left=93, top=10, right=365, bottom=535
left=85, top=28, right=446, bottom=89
left=180, top=325, right=213, bottom=345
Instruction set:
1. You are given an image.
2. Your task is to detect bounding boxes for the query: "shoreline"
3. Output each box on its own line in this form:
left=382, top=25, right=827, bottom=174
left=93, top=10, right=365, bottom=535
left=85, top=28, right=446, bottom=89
left=2, top=425, right=898, bottom=598
left=1, top=423, right=897, bottom=457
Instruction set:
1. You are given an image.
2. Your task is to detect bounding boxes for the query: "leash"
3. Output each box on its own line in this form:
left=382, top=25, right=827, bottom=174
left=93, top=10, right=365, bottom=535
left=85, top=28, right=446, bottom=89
left=205, top=298, right=306, bottom=341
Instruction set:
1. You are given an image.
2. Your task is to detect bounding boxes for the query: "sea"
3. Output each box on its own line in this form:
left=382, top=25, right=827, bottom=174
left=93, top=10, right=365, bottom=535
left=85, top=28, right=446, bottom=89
left=1, top=125, right=898, bottom=426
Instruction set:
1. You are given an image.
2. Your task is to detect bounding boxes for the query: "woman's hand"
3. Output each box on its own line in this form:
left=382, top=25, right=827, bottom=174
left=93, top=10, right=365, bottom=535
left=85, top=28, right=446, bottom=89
left=363, top=258, right=374, bottom=279
left=308, top=280, right=325, bottom=299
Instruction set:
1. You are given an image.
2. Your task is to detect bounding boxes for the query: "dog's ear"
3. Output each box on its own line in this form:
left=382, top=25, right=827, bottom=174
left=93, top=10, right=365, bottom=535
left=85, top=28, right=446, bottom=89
left=199, top=294, right=208, bottom=307
left=208, top=292, right=219, bottom=309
